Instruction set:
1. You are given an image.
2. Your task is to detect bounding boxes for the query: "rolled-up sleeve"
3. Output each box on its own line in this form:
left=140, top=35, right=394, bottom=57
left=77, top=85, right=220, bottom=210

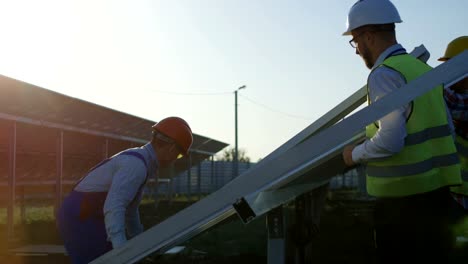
left=103, top=156, right=146, bottom=248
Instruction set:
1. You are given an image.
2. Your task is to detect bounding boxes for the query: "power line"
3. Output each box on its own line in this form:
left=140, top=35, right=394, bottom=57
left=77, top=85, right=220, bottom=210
left=147, top=89, right=312, bottom=121
left=239, top=94, right=312, bottom=121
left=148, top=89, right=231, bottom=96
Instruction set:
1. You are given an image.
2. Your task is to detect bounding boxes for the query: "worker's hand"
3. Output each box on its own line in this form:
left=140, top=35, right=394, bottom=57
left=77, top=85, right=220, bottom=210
left=342, top=145, right=356, bottom=167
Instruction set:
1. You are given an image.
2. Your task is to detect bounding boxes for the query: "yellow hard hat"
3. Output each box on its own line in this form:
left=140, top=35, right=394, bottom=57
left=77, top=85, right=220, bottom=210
left=438, top=36, right=468, bottom=61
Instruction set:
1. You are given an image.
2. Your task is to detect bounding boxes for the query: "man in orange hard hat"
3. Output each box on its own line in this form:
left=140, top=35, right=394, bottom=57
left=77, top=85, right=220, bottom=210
left=57, top=117, right=193, bottom=264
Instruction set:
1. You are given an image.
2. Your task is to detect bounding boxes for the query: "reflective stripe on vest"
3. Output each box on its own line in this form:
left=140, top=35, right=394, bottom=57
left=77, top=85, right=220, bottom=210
left=367, top=153, right=459, bottom=177
left=404, top=124, right=452, bottom=145
left=365, top=54, right=461, bottom=197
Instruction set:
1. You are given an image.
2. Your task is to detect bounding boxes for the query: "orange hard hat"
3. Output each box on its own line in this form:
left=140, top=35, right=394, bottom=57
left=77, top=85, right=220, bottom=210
left=152, top=117, right=193, bottom=156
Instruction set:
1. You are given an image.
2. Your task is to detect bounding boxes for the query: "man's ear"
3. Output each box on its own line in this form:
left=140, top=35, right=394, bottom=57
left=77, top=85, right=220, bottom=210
left=365, top=31, right=373, bottom=44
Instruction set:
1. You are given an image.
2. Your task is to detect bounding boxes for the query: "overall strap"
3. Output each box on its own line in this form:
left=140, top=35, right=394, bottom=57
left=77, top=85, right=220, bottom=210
left=76, top=151, right=150, bottom=221
left=73, top=150, right=148, bottom=189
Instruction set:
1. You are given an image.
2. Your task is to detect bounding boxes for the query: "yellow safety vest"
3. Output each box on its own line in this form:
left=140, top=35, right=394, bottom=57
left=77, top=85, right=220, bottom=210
left=365, top=54, right=461, bottom=197
left=451, top=135, right=468, bottom=195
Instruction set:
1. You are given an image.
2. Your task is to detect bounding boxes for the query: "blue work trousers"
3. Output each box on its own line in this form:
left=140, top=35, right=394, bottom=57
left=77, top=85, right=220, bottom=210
left=57, top=191, right=112, bottom=264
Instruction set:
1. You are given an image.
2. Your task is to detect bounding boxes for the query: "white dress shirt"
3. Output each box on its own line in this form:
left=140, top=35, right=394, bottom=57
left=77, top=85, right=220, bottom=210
left=75, top=142, right=158, bottom=248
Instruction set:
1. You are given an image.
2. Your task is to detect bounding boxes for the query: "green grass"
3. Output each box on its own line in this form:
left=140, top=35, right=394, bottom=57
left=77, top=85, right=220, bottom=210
left=2, top=192, right=468, bottom=264
left=0, top=194, right=199, bottom=225
left=0, top=196, right=373, bottom=262
left=0, top=206, right=54, bottom=225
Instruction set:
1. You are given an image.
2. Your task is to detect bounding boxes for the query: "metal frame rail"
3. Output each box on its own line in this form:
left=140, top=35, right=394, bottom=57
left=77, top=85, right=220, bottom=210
left=91, top=48, right=468, bottom=264
left=246, top=46, right=429, bottom=221
left=261, top=46, right=429, bottom=264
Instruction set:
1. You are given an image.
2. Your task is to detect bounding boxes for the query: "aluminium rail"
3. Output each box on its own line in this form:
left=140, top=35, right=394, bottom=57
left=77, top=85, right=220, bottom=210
left=91, top=48, right=468, bottom=264
left=242, top=45, right=430, bottom=222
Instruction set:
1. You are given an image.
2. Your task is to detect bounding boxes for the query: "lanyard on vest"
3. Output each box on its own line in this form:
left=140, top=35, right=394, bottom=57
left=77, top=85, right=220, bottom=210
left=382, top=47, right=407, bottom=61
left=368, top=47, right=408, bottom=129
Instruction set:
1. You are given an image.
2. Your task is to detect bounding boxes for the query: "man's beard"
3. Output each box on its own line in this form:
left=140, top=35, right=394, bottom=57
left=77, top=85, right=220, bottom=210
left=359, top=45, right=374, bottom=69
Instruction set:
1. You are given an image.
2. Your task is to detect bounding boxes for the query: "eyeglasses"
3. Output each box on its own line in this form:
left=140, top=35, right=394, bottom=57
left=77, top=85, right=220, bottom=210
left=349, top=28, right=394, bottom=48
left=349, top=31, right=366, bottom=49
left=349, top=30, right=375, bottom=49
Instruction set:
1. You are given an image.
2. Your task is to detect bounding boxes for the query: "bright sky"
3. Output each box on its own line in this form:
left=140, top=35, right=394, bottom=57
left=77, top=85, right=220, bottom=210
left=0, top=0, right=466, bottom=161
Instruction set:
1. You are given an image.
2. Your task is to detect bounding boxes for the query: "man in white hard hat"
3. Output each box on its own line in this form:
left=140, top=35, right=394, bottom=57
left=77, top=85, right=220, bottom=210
left=341, top=0, right=462, bottom=263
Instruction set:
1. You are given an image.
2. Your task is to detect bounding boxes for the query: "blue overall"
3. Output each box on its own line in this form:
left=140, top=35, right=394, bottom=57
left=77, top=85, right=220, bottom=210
left=57, top=151, right=147, bottom=264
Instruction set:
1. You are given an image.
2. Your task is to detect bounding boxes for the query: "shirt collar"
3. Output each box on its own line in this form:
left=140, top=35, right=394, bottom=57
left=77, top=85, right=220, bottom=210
left=143, top=142, right=159, bottom=169
left=372, top=43, right=406, bottom=70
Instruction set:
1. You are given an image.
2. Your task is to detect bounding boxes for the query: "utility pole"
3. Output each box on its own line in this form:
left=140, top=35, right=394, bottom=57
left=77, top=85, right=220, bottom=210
left=234, top=85, right=246, bottom=178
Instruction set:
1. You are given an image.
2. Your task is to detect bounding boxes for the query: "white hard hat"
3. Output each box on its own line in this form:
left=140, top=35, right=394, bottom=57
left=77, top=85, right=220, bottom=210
left=343, top=0, right=402, bottom=36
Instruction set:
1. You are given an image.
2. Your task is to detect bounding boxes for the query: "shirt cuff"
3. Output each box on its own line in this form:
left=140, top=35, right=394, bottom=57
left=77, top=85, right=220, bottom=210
left=110, top=232, right=127, bottom=249
left=351, top=143, right=367, bottom=163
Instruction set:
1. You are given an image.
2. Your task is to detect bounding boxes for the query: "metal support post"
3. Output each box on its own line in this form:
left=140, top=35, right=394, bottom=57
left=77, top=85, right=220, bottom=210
left=267, top=206, right=286, bottom=264
left=186, top=154, right=192, bottom=201
left=55, top=130, right=64, bottom=218
left=7, top=121, right=17, bottom=240
left=197, top=162, right=202, bottom=200
left=234, top=85, right=246, bottom=179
